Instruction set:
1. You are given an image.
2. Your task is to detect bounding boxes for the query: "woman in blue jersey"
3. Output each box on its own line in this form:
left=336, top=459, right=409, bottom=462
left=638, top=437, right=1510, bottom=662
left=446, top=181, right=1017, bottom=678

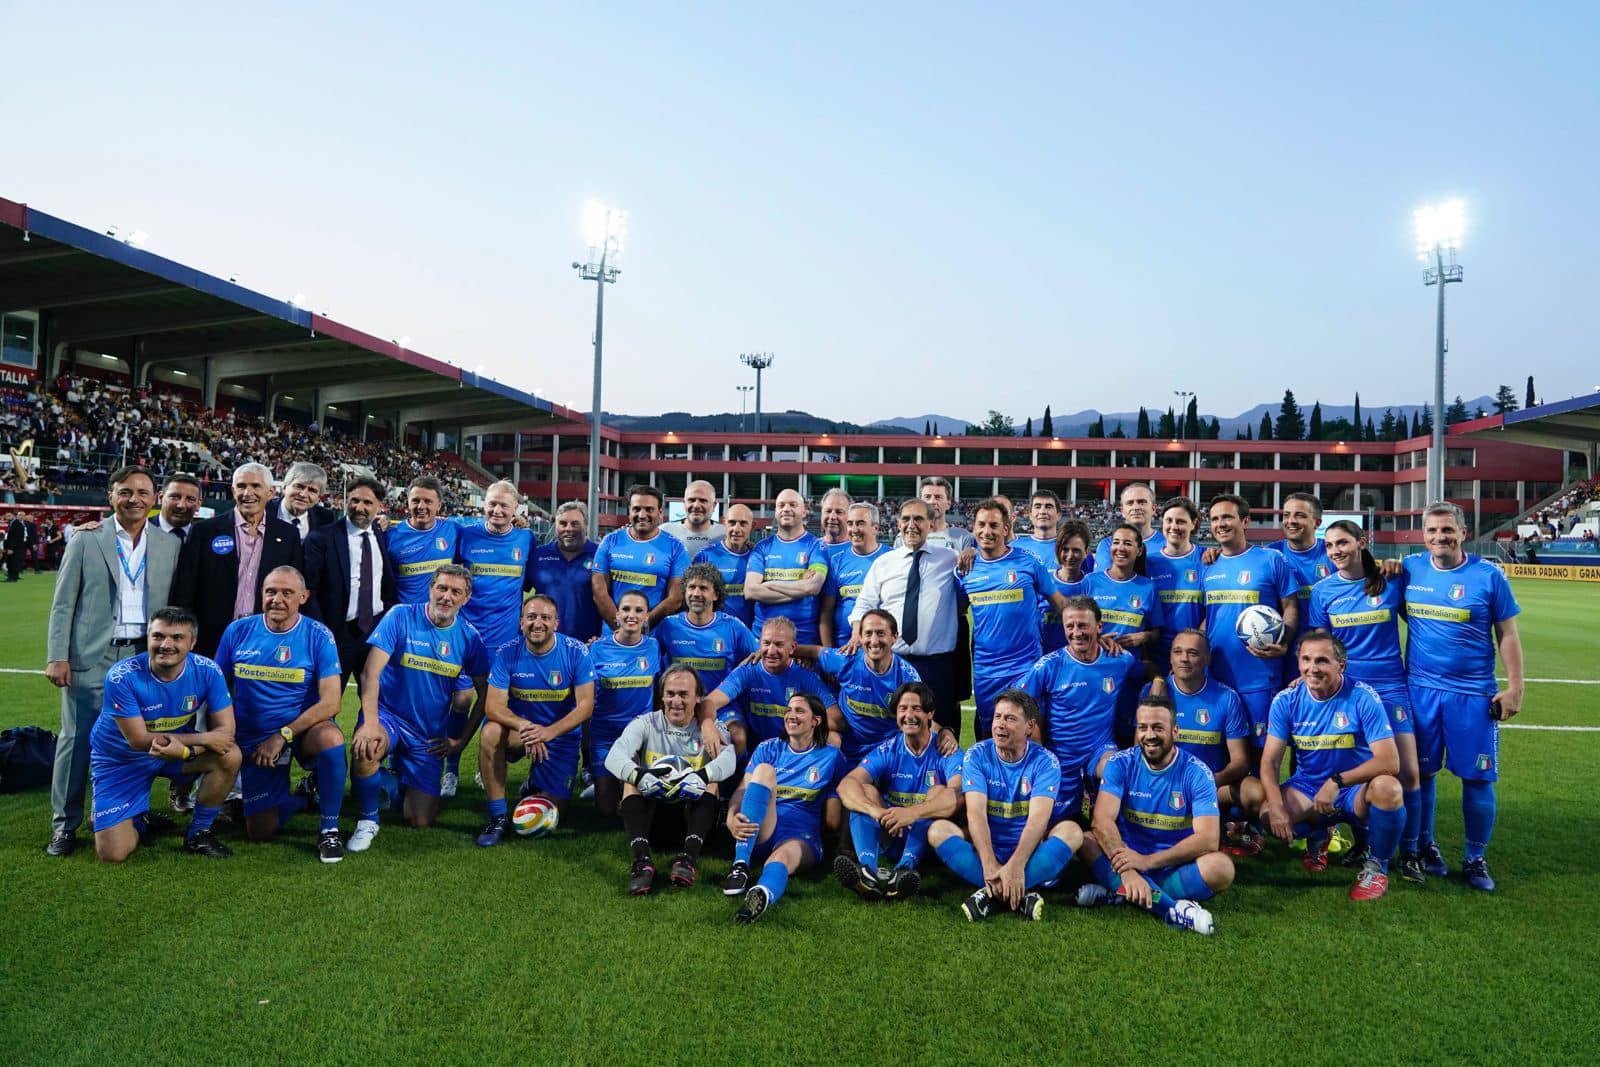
left=1148, top=497, right=1207, bottom=666
left=1042, top=519, right=1092, bottom=653
left=587, top=590, right=662, bottom=818
left=723, top=692, right=846, bottom=924
left=1306, top=520, right=1423, bottom=881
left=1076, top=523, right=1164, bottom=652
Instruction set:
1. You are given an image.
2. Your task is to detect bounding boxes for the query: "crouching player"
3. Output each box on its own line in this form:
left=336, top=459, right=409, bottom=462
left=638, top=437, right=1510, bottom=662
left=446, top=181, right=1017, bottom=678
left=89, top=608, right=242, bottom=862
left=724, top=693, right=846, bottom=924
left=1243, top=630, right=1406, bottom=900
left=927, top=690, right=1081, bottom=922
left=214, top=566, right=348, bottom=862
left=834, top=681, right=962, bottom=901
left=1075, top=696, right=1233, bottom=935
left=475, top=594, right=594, bottom=846
left=604, top=664, right=736, bottom=893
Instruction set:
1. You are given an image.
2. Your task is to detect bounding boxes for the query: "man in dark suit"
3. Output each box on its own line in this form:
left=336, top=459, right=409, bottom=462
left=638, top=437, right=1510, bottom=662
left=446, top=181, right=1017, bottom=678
left=4, top=511, right=34, bottom=581
left=277, top=461, right=340, bottom=543
left=303, top=475, right=396, bottom=694
left=173, top=461, right=303, bottom=658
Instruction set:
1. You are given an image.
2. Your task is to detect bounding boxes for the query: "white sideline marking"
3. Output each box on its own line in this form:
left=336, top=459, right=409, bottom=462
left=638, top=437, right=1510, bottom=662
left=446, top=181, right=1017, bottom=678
left=1505, top=724, right=1600, bottom=733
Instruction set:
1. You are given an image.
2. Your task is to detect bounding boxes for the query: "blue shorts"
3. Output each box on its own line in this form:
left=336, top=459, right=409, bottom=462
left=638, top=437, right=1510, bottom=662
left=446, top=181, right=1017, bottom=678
left=1238, top=688, right=1276, bottom=747
left=755, top=815, right=822, bottom=866
left=1368, top=681, right=1417, bottom=736
left=377, top=710, right=445, bottom=797
left=1411, top=685, right=1498, bottom=781
left=90, top=752, right=192, bottom=831
left=1285, top=777, right=1366, bottom=824
left=238, top=733, right=317, bottom=817
left=1050, top=742, right=1118, bottom=819
left=507, top=721, right=580, bottom=800
left=585, top=720, right=630, bottom=780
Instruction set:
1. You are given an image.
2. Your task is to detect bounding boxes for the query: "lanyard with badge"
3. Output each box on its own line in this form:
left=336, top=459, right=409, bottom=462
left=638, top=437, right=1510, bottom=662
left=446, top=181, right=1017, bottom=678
left=115, top=534, right=147, bottom=628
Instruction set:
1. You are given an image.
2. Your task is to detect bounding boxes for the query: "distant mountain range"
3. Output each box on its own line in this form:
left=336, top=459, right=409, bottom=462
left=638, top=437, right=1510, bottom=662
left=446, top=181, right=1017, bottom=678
left=597, top=395, right=1499, bottom=437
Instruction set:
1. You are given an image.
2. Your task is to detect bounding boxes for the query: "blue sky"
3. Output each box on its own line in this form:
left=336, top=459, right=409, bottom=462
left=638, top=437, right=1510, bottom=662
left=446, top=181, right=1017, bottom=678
left=9, top=3, right=1598, bottom=423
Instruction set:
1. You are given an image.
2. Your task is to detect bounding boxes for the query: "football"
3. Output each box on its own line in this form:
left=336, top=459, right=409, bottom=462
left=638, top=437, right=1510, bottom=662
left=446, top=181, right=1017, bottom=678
left=649, top=754, right=697, bottom=797
left=512, top=794, right=560, bottom=837
left=1235, top=604, right=1285, bottom=651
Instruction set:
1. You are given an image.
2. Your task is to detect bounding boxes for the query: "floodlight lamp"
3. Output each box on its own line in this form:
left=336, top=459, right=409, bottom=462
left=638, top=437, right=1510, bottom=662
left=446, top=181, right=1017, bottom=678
left=583, top=199, right=627, bottom=257
left=126, top=230, right=148, bottom=247
left=1413, top=198, right=1466, bottom=257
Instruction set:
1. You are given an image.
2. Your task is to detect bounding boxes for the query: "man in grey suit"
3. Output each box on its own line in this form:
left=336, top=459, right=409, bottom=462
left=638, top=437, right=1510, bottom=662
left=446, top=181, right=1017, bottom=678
left=44, top=465, right=180, bottom=857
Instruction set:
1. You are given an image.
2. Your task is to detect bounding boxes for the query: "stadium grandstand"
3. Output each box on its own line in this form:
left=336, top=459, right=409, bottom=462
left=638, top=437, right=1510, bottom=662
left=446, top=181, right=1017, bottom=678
left=0, top=193, right=572, bottom=528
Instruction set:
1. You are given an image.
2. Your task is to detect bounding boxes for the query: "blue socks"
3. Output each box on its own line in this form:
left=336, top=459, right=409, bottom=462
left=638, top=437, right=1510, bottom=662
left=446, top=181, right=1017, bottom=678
left=1022, top=836, right=1074, bottom=889
left=487, top=796, right=508, bottom=819
left=934, top=836, right=986, bottom=888
left=733, top=780, right=772, bottom=865
left=1462, top=779, right=1496, bottom=861
left=848, top=811, right=880, bottom=868
left=1401, top=788, right=1422, bottom=855
left=756, top=861, right=790, bottom=903
left=316, top=745, right=347, bottom=831
left=1091, top=852, right=1123, bottom=892
left=353, top=770, right=383, bottom=822
left=188, top=804, right=220, bottom=839
left=1418, top=775, right=1438, bottom=845
left=1158, top=861, right=1214, bottom=902
left=898, top=820, right=931, bottom=870
left=1366, top=803, right=1404, bottom=873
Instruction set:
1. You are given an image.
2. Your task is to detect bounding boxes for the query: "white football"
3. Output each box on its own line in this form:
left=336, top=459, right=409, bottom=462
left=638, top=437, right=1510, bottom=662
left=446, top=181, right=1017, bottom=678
left=1235, top=604, right=1285, bottom=651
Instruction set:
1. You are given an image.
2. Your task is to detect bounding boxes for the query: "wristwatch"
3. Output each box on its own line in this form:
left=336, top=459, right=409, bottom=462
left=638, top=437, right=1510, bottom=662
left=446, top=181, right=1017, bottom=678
left=1330, top=771, right=1346, bottom=789
left=279, top=725, right=295, bottom=743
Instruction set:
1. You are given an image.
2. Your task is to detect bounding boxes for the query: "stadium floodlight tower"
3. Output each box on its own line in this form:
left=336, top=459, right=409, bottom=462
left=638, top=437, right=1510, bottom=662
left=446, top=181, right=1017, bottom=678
left=740, top=352, right=774, bottom=434
left=1413, top=198, right=1465, bottom=506
left=574, top=200, right=627, bottom=529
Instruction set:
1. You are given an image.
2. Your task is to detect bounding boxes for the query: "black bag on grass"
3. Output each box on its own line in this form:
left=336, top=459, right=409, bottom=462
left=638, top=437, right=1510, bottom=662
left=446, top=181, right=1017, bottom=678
left=0, top=726, right=56, bottom=792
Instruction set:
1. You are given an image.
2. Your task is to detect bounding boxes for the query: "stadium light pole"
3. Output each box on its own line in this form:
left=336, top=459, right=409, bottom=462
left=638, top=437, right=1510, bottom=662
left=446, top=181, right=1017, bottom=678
left=1414, top=198, right=1465, bottom=506
left=574, top=200, right=626, bottom=529
left=740, top=352, right=774, bottom=434
left=737, top=384, right=754, bottom=432
left=1173, top=389, right=1195, bottom=441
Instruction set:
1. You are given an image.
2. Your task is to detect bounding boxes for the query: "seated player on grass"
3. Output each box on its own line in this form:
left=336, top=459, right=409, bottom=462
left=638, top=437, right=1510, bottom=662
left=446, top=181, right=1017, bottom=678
left=1074, top=695, right=1233, bottom=935
left=604, top=664, right=736, bottom=894
left=475, top=594, right=595, bottom=847
left=927, top=689, right=1082, bottom=923
left=89, top=607, right=243, bottom=862
left=1239, top=630, right=1406, bottom=901
left=723, top=693, right=846, bottom=925
left=214, top=565, right=348, bottom=862
left=834, top=681, right=963, bottom=901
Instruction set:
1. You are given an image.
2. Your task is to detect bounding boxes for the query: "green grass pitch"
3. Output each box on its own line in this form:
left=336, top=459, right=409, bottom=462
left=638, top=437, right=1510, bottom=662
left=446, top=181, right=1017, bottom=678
left=1, top=576, right=1596, bottom=1063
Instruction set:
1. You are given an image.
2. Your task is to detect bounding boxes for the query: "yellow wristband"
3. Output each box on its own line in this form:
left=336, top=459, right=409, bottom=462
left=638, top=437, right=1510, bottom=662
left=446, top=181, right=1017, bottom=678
left=179, top=745, right=192, bottom=761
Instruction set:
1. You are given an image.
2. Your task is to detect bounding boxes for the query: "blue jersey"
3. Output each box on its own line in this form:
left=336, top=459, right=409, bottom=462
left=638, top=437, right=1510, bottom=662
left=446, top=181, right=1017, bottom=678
left=823, top=544, right=891, bottom=647
left=1018, top=647, right=1144, bottom=772
left=1041, top=571, right=1079, bottom=654
left=1306, top=574, right=1408, bottom=688
left=489, top=634, right=594, bottom=751
left=526, top=540, right=601, bottom=643
left=1094, top=528, right=1165, bottom=573
left=747, top=736, right=846, bottom=831
left=594, top=528, right=688, bottom=613
left=1147, top=544, right=1206, bottom=661
left=587, top=634, right=660, bottom=731
left=1266, top=539, right=1334, bottom=603
left=456, top=524, right=534, bottom=651
left=1141, top=673, right=1249, bottom=775
left=91, top=653, right=234, bottom=763
left=1011, top=534, right=1059, bottom=575
left=713, top=661, right=835, bottom=743
left=387, top=519, right=460, bottom=604
left=653, top=611, right=758, bottom=695
left=858, top=733, right=963, bottom=808
left=368, top=603, right=485, bottom=736
left=1098, top=747, right=1220, bottom=856
left=961, top=740, right=1061, bottom=856
left=214, top=614, right=341, bottom=740
left=693, top=541, right=754, bottom=626
left=1075, top=569, right=1166, bottom=638
left=1402, top=554, right=1520, bottom=695
left=1202, top=546, right=1297, bottom=694
left=959, top=549, right=1055, bottom=681
left=748, top=531, right=831, bottom=644
left=818, top=648, right=923, bottom=762
left=1268, top=674, right=1393, bottom=785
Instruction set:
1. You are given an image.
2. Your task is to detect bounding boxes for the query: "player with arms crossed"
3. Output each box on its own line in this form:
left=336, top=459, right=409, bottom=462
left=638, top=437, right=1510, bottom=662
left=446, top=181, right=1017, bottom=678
left=89, top=607, right=243, bottom=862
left=1075, top=695, right=1234, bottom=934
left=605, top=664, right=735, bottom=893
left=693, top=503, right=756, bottom=627
left=214, top=566, right=347, bottom=861
left=745, top=489, right=832, bottom=645
left=592, top=484, right=688, bottom=632
left=724, top=693, right=847, bottom=924
left=835, top=681, right=963, bottom=901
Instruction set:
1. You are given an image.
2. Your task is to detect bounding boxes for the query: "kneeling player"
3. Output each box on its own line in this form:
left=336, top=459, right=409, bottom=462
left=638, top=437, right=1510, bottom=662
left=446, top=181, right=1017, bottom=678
left=724, top=693, right=846, bottom=924
left=1242, top=630, right=1406, bottom=900
left=834, top=681, right=962, bottom=901
left=927, top=690, right=1081, bottom=922
left=604, top=664, right=736, bottom=893
left=1075, top=696, right=1233, bottom=935
left=89, top=608, right=243, bottom=862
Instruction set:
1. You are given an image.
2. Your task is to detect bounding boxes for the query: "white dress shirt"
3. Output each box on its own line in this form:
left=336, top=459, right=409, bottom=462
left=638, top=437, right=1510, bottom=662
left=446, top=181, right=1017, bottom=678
left=112, top=518, right=149, bottom=639
left=278, top=500, right=311, bottom=542
left=345, top=519, right=385, bottom=622
left=850, top=543, right=959, bottom=655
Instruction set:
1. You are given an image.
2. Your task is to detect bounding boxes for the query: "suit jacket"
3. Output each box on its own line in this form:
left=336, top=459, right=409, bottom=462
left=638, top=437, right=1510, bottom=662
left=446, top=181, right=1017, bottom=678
left=4, top=518, right=28, bottom=550
left=47, top=522, right=180, bottom=671
left=173, top=511, right=303, bottom=656
left=302, top=519, right=398, bottom=631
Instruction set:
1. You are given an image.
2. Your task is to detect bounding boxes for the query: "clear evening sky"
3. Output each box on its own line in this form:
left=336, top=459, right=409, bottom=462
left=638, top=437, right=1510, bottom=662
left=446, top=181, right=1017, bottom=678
left=8, top=3, right=1597, bottom=424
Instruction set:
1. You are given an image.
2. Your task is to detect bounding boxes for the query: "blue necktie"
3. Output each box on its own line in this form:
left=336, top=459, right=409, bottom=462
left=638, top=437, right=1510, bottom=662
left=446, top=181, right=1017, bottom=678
left=901, top=549, right=924, bottom=646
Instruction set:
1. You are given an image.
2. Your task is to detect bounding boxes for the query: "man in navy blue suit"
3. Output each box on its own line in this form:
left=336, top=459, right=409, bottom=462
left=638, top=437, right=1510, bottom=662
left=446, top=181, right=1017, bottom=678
left=303, top=476, right=397, bottom=695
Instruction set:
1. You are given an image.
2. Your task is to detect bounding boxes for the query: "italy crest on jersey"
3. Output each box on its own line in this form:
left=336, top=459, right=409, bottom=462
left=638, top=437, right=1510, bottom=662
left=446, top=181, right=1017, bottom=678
left=274, top=645, right=292, bottom=663
left=805, top=767, right=821, bottom=784
left=1196, top=708, right=1211, bottom=725
left=1449, top=584, right=1466, bottom=601
left=435, top=537, right=448, bottom=551
left=182, top=695, right=198, bottom=712
left=1130, top=595, right=1143, bottom=609
left=1316, top=563, right=1331, bottom=578
left=1333, top=711, right=1349, bottom=729
left=645, top=553, right=656, bottom=566
left=1368, top=595, right=1383, bottom=607
left=437, top=642, right=451, bottom=658
left=1006, top=570, right=1017, bottom=584
left=1101, top=677, right=1115, bottom=694
left=1238, top=570, right=1252, bottom=585
left=926, top=770, right=938, bottom=788
left=713, top=639, right=725, bottom=652
left=1476, top=753, right=1493, bottom=771
left=1185, top=569, right=1197, bottom=582
left=636, top=656, right=649, bottom=672
left=1170, top=790, right=1185, bottom=811
left=512, top=547, right=522, bottom=562
left=798, top=552, right=809, bottom=565
left=550, top=671, right=563, bottom=687
left=1020, top=777, right=1032, bottom=796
